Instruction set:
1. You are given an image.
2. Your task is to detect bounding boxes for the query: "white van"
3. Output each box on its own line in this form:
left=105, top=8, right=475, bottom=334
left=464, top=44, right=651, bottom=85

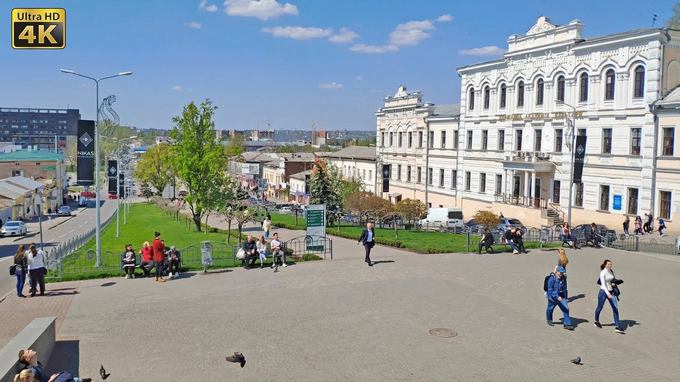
left=419, top=208, right=464, bottom=230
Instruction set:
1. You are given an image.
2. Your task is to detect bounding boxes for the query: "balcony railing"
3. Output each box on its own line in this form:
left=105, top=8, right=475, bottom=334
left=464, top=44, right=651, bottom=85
left=495, top=193, right=548, bottom=209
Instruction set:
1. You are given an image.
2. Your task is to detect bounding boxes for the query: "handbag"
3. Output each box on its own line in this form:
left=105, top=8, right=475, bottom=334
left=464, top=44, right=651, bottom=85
left=236, top=248, right=246, bottom=260
left=9, top=264, right=16, bottom=276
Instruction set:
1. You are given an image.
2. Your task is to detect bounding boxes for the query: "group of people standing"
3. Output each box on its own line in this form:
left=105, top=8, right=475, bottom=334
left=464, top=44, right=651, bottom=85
left=132, top=232, right=181, bottom=282
left=12, top=244, right=47, bottom=298
left=545, top=249, right=625, bottom=334
left=623, top=214, right=667, bottom=236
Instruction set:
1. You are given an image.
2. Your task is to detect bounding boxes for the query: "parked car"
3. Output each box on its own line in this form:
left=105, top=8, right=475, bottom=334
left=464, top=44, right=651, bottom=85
left=108, top=192, right=118, bottom=199
left=464, top=219, right=484, bottom=234
left=279, top=206, right=292, bottom=214
left=1, top=221, right=27, bottom=236
left=496, top=217, right=526, bottom=233
left=57, top=206, right=72, bottom=216
left=419, top=208, right=465, bottom=231
left=79, top=197, right=90, bottom=207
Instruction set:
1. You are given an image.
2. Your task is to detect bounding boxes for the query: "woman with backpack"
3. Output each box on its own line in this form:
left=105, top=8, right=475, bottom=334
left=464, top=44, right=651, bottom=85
left=594, top=259, right=625, bottom=334
left=13, top=244, right=28, bottom=298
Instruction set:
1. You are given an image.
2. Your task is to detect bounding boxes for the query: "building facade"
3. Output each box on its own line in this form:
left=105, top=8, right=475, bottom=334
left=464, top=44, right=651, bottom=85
left=651, top=87, right=680, bottom=221
left=320, top=146, right=377, bottom=193
left=0, top=107, right=80, bottom=150
left=455, top=17, right=680, bottom=228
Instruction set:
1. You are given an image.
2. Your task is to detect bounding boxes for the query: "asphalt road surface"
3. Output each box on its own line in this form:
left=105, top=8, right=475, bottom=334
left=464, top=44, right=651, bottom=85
left=0, top=199, right=117, bottom=298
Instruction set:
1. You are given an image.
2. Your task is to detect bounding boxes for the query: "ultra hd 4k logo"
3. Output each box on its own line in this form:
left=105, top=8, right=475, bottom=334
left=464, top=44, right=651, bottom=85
left=12, top=8, right=65, bottom=49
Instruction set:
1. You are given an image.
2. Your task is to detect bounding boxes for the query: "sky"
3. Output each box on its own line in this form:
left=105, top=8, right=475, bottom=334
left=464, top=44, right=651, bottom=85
left=0, top=0, right=676, bottom=131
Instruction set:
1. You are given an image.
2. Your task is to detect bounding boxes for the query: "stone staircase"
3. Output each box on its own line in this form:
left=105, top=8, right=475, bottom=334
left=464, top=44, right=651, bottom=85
left=546, top=207, right=563, bottom=226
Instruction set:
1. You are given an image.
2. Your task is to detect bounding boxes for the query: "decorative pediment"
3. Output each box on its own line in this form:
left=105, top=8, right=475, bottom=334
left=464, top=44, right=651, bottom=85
left=527, top=16, right=558, bottom=35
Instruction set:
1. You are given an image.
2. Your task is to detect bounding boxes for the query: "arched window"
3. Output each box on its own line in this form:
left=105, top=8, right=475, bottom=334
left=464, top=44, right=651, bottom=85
left=579, top=72, right=589, bottom=102
left=605, top=69, right=615, bottom=101
left=483, top=86, right=490, bottom=109
left=499, top=84, right=507, bottom=108
left=633, top=66, right=645, bottom=98
left=468, top=88, right=475, bottom=110
left=556, top=75, right=565, bottom=102
left=536, top=78, right=544, bottom=105
left=517, top=81, right=525, bottom=107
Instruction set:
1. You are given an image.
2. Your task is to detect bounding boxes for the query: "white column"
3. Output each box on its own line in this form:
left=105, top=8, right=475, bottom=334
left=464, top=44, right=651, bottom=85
left=524, top=171, right=530, bottom=205
left=531, top=171, right=537, bottom=206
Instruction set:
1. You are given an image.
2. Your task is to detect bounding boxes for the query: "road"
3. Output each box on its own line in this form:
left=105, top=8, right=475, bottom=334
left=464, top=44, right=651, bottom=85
left=0, top=198, right=117, bottom=298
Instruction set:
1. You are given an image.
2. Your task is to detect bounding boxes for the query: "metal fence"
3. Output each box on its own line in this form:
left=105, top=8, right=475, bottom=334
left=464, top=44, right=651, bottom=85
left=609, top=235, right=679, bottom=256
left=283, top=235, right=333, bottom=260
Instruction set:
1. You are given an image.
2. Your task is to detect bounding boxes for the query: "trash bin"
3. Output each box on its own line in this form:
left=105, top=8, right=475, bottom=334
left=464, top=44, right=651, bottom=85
left=201, top=241, right=213, bottom=273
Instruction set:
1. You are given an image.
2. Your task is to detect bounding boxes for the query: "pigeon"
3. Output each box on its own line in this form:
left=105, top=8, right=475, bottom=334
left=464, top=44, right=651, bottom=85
left=225, top=352, right=246, bottom=368
left=100, top=364, right=111, bottom=380
left=570, top=356, right=582, bottom=365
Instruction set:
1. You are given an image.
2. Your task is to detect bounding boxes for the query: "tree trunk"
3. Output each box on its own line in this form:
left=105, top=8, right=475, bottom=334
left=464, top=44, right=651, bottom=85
left=204, top=212, right=210, bottom=234
left=394, top=220, right=398, bottom=239
left=227, top=219, right=232, bottom=243
left=192, top=214, right=202, bottom=232
left=238, top=224, right=243, bottom=246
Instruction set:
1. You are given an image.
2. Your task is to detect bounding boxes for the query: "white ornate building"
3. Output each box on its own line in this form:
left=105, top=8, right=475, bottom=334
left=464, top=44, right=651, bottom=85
left=454, top=16, right=680, bottom=228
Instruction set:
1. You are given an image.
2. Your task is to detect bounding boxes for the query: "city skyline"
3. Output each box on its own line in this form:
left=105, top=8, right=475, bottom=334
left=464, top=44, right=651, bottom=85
left=0, top=0, right=675, bottom=131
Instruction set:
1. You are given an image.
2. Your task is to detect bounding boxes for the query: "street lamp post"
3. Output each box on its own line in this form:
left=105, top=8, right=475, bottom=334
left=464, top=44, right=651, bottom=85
left=555, top=99, right=577, bottom=227
left=60, top=69, right=133, bottom=267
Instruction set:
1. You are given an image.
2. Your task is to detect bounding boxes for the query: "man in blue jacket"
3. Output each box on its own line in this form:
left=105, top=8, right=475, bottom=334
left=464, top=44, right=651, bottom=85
left=546, top=266, right=574, bottom=330
left=357, top=222, right=375, bottom=267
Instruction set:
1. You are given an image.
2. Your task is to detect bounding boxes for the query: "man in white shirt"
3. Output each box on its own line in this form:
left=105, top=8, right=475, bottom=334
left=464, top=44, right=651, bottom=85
left=27, top=244, right=47, bottom=297
left=270, top=232, right=287, bottom=271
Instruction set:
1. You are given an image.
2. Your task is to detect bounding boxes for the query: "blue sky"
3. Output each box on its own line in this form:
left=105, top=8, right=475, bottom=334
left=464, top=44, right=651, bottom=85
left=0, top=0, right=676, bottom=131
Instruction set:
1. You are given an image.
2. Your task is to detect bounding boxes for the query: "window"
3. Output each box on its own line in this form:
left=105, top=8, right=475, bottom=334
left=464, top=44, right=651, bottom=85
left=389, top=132, right=393, bottom=146
left=575, top=183, right=584, bottom=207
left=441, top=131, right=446, bottom=148
left=602, top=128, right=612, bottom=154
left=534, top=129, right=542, bottom=152
left=605, top=69, right=615, bottom=101
left=556, top=75, right=565, bottom=102
left=627, top=188, right=638, bottom=215
left=398, top=132, right=403, bottom=147
left=555, top=129, right=563, bottom=152
left=536, top=78, right=544, bottom=105
left=362, top=169, right=366, bottom=180
left=428, top=168, right=433, bottom=185
left=369, top=170, right=372, bottom=181
left=660, top=191, right=672, bottom=219
left=579, top=72, right=589, bottom=102
left=480, top=173, right=486, bottom=193
left=417, top=167, right=422, bottom=183
left=439, top=169, right=445, bottom=187
left=381, top=132, right=385, bottom=147
left=483, top=86, right=490, bottom=109
left=495, top=174, right=502, bottom=195
left=517, top=81, right=525, bottom=107
left=406, top=166, right=411, bottom=182
left=631, top=128, right=642, bottom=155
left=663, top=127, right=675, bottom=156
left=465, top=171, right=471, bottom=191
left=633, top=66, right=645, bottom=98
left=467, top=131, right=473, bottom=149
left=468, top=88, right=475, bottom=110
left=553, top=180, right=561, bottom=203
left=453, top=130, right=459, bottom=149
left=397, top=164, right=402, bottom=180
left=418, top=131, right=423, bottom=148
left=451, top=170, right=457, bottom=189
left=408, top=132, right=413, bottom=148
left=498, top=130, right=505, bottom=150
left=429, top=131, right=434, bottom=148
left=500, top=84, right=507, bottom=108
left=482, top=130, right=488, bottom=150
left=599, top=185, right=610, bottom=211
left=515, top=129, right=522, bottom=151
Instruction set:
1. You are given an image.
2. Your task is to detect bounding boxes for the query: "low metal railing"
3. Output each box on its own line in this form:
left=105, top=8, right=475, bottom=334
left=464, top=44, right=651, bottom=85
left=284, top=235, right=333, bottom=260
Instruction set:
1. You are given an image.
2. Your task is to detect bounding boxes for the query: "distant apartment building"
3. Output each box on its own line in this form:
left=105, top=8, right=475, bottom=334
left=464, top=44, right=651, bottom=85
left=0, top=107, right=81, bottom=150
left=319, top=146, right=377, bottom=193
left=262, top=153, right=316, bottom=201
left=251, top=129, right=274, bottom=141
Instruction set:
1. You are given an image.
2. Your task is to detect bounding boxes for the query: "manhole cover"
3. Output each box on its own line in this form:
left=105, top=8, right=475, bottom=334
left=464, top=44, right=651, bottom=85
left=429, top=328, right=457, bottom=338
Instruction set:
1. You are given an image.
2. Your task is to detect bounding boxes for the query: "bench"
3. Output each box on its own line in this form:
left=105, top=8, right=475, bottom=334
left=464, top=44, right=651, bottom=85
left=0, top=317, right=56, bottom=382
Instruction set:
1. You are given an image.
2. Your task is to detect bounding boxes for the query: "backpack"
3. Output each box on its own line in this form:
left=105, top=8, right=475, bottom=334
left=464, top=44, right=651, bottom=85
left=543, top=273, right=555, bottom=292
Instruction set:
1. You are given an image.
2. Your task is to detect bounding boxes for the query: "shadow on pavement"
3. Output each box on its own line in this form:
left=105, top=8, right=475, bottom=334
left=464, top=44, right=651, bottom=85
left=371, top=260, right=395, bottom=266
left=46, top=339, right=80, bottom=378
left=100, top=282, right=116, bottom=287
left=201, top=269, right=233, bottom=275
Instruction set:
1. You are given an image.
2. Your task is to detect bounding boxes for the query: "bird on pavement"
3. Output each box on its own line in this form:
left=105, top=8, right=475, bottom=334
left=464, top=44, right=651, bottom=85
left=570, top=356, right=582, bottom=365
left=225, top=352, right=246, bottom=368
left=100, top=364, right=111, bottom=379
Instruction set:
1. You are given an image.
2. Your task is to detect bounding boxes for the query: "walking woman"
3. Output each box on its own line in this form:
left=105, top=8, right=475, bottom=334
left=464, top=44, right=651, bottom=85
left=622, top=216, right=630, bottom=236
left=14, top=245, right=28, bottom=298
left=27, top=245, right=46, bottom=297
left=594, top=259, right=625, bottom=334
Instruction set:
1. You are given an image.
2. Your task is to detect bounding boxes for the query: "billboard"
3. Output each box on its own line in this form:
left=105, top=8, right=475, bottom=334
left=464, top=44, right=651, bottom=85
left=240, top=163, right=260, bottom=175
left=382, top=164, right=390, bottom=193
left=76, top=120, right=95, bottom=185
left=107, top=160, right=118, bottom=194
left=573, top=135, right=587, bottom=184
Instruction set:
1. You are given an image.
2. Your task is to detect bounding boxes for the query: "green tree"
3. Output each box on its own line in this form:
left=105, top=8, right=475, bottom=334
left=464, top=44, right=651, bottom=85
left=340, top=178, right=363, bottom=209
left=395, top=198, right=427, bottom=227
left=224, top=134, right=245, bottom=159
left=140, top=182, right=153, bottom=200
left=170, top=100, right=227, bottom=231
left=134, top=143, right=173, bottom=196
left=669, top=2, right=680, bottom=28
left=473, top=210, right=500, bottom=229
left=309, top=159, right=342, bottom=212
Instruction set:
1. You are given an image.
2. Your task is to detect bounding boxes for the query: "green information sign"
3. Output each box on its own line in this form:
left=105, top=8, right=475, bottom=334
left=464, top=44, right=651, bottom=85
left=306, top=204, right=326, bottom=247
left=307, top=210, right=324, bottom=227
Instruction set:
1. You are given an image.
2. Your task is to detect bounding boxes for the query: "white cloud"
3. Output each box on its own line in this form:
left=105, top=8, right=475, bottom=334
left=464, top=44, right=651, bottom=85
left=319, top=82, right=343, bottom=90
left=350, top=43, right=399, bottom=54
left=184, top=21, right=203, bottom=29
left=388, top=20, right=435, bottom=46
left=199, top=0, right=218, bottom=12
left=224, top=0, right=298, bottom=21
left=436, top=14, right=453, bottom=22
left=172, top=85, right=183, bottom=91
left=459, top=45, right=505, bottom=56
left=355, top=76, right=363, bottom=81
left=262, top=26, right=332, bottom=40
left=328, top=27, right=359, bottom=44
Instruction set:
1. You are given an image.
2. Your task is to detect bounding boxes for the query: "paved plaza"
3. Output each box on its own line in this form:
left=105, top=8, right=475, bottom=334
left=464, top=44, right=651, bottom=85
left=2, top=229, right=679, bottom=382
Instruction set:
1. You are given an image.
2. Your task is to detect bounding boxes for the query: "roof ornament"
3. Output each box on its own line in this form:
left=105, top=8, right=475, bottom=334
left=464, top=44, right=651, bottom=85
left=395, top=85, right=408, bottom=97
left=526, top=16, right=558, bottom=35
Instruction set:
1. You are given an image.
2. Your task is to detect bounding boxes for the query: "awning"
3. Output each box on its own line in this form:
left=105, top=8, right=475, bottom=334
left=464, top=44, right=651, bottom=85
left=388, top=193, right=402, bottom=198
left=501, top=160, right=555, bottom=173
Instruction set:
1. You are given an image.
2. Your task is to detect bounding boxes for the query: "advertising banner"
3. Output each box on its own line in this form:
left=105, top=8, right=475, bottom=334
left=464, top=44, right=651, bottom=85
left=119, top=173, right=125, bottom=198
left=76, top=120, right=95, bottom=185
left=572, top=135, right=587, bottom=184
left=107, top=160, right=118, bottom=194
left=305, top=204, right=326, bottom=251
left=382, top=164, right=390, bottom=193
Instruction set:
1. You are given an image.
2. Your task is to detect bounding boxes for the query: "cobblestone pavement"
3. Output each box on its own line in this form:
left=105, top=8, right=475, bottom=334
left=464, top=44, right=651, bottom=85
left=48, top=226, right=679, bottom=382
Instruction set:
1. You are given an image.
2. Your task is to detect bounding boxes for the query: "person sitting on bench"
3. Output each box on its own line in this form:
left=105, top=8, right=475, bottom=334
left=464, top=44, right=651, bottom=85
left=139, top=241, right=154, bottom=277
left=121, top=244, right=136, bottom=279
left=588, top=222, right=602, bottom=248
left=561, top=223, right=578, bottom=249
left=242, top=235, right=258, bottom=269
left=513, top=228, right=527, bottom=253
left=270, top=232, right=287, bottom=268
left=167, top=246, right=181, bottom=278
left=478, top=228, right=495, bottom=254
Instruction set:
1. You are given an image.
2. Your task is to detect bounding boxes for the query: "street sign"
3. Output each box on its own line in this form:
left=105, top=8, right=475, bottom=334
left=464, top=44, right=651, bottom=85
left=306, top=204, right=325, bottom=239
left=613, top=195, right=622, bottom=211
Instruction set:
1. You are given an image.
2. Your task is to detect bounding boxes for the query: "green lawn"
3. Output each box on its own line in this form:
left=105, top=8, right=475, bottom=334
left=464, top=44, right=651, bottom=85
left=269, top=212, right=306, bottom=230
